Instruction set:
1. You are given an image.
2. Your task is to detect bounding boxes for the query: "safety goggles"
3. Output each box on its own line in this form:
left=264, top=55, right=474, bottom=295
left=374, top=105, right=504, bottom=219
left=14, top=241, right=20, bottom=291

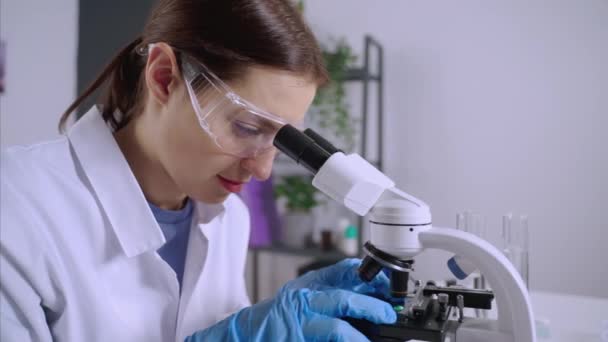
left=180, top=53, right=290, bottom=158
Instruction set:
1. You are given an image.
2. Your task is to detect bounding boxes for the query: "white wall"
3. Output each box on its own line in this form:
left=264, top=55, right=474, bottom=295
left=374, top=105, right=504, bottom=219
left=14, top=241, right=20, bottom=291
left=302, top=0, right=608, bottom=298
left=0, top=0, right=78, bottom=147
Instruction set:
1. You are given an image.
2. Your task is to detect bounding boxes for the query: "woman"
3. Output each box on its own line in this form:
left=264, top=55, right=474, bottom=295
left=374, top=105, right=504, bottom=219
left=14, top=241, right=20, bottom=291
left=0, top=0, right=396, bottom=341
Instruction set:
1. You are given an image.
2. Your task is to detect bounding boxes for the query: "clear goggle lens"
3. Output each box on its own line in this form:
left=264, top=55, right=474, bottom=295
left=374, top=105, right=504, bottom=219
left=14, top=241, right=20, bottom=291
left=182, top=54, right=288, bottom=158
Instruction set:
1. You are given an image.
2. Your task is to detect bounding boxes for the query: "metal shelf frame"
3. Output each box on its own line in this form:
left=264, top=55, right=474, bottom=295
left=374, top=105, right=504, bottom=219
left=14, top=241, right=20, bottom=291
left=350, top=35, right=384, bottom=256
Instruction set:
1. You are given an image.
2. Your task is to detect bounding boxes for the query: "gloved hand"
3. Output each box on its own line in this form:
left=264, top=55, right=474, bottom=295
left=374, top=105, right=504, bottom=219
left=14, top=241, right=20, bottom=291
left=185, top=258, right=396, bottom=342
left=284, top=258, right=391, bottom=296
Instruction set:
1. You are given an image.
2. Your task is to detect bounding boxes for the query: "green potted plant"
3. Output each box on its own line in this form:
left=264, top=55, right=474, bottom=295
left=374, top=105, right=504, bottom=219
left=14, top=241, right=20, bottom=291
left=294, top=1, right=357, bottom=148
left=274, top=175, right=320, bottom=248
left=309, top=38, right=358, bottom=151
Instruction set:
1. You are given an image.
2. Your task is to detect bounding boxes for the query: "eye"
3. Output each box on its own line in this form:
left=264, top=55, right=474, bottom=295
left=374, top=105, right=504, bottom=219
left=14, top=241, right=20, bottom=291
left=232, top=120, right=263, bottom=138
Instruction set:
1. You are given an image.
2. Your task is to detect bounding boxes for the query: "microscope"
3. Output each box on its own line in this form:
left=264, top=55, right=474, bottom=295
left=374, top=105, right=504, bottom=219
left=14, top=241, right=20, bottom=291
left=273, top=125, right=536, bottom=342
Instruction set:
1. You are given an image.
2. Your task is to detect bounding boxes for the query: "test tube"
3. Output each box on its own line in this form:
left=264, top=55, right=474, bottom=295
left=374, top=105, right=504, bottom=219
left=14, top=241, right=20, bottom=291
left=457, top=211, right=486, bottom=237
left=465, top=211, right=486, bottom=239
left=502, top=213, right=512, bottom=247
left=454, top=211, right=487, bottom=294
left=456, top=213, right=466, bottom=231
left=502, top=213, right=529, bottom=289
left=519, top=215, right=530, bottom=289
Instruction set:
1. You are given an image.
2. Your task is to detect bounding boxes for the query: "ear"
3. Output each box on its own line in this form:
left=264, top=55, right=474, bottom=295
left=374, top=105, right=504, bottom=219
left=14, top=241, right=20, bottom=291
left=144, top=42, right=182, bottom=106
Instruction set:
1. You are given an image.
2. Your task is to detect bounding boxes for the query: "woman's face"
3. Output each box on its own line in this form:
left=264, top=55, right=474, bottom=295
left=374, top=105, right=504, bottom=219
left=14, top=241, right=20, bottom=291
left=148, top=46, right=316, bottom=204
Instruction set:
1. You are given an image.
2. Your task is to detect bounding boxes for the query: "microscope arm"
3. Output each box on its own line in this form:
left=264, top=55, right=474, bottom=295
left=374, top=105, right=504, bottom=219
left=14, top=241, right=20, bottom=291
left=420, top=227, right=535, bottom=342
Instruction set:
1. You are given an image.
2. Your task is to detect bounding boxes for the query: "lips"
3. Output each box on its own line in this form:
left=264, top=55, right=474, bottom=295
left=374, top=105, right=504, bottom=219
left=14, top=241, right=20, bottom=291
left=217, top=175, right=244, bottom=193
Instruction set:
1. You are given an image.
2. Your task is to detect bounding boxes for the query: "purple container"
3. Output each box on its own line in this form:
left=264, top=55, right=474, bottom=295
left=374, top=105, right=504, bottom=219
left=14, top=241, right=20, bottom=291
left=239, top=176, right=281, bottom=248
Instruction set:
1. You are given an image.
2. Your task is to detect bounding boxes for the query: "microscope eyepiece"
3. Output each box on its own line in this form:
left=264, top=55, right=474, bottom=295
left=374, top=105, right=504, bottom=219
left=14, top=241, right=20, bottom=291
left=273, top=124, right=332, bottom=174
left=303, top=128, right=342, bottom=155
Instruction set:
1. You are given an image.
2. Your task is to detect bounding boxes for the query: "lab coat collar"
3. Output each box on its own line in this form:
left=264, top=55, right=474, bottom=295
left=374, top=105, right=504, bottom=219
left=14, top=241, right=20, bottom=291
left=68, top=108, right=228, bottom=256
left=68, top=107, right=165, bottom=257
left=193, top=196, right=226, bottom=241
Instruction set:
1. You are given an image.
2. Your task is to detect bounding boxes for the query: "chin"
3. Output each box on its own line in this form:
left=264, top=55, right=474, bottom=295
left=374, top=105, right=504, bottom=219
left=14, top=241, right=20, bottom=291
left=185, top=177, right=236, bottom=204
left=192, top=188, right=231, bottom=204
left=207, top=194, right=231, bottom=204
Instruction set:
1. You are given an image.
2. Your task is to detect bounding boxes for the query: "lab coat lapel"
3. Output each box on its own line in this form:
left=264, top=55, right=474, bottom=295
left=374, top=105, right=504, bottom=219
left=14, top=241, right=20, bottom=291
left=67, top=107, right=165, bottom=257
left=176, top=201, right=225, bottom=341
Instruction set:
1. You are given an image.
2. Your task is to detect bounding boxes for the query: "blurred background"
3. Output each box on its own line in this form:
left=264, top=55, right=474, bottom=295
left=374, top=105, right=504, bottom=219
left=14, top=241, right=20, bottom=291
left=1, top=0, right=607, bottom=339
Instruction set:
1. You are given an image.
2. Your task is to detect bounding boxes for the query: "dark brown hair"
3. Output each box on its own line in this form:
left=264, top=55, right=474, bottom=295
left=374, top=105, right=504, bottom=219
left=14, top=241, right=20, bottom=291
left=59, top=0, right=328, bottom=131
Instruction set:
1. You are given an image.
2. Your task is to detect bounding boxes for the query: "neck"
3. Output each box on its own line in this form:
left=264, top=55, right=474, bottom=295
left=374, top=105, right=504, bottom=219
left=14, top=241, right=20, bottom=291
left=114, top=117, right=187, bottom=210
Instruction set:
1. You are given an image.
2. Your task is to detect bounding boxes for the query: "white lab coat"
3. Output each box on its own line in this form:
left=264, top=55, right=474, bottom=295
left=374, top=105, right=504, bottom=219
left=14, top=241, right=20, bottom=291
left=0, top=107, right=251, bottom=341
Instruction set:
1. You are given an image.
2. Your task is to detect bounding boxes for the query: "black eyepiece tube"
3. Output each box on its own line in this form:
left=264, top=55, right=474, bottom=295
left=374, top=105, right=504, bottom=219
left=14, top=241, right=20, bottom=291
left=303, top=129, right=342, bottom=155
left=274, top=124, right=332, bottom=174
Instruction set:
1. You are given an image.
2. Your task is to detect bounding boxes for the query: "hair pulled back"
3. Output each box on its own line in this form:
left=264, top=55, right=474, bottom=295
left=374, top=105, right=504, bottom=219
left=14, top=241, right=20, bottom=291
left=59, top=0, right=327, bottom=131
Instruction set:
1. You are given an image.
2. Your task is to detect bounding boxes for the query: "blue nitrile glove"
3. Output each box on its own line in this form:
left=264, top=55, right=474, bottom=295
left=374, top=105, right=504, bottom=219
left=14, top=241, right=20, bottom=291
left=185, top=258, right=397, bottom=342
left=285, top=258, right=391, bottom=295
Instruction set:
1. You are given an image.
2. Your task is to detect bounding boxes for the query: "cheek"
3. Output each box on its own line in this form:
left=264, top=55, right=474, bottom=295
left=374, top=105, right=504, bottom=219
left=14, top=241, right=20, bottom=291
left=157, top=103, right=237, bottom=189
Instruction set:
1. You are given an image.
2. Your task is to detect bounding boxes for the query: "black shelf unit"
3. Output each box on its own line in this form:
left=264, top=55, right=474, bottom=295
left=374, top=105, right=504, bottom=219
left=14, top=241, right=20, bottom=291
left=350, top=35, right=384, bottom=255
left=250, top=35, right=384, bottom=302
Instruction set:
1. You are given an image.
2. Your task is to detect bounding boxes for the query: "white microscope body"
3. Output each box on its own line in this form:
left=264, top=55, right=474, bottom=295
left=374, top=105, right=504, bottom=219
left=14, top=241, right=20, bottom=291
left=273, top=125, right=536, bottom=341
left=312, top=152, right=536, bottom=342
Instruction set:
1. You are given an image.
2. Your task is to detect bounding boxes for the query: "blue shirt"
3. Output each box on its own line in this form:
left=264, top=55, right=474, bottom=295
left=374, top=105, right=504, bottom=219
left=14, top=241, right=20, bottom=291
left=149, top=199, right=194, bottom=291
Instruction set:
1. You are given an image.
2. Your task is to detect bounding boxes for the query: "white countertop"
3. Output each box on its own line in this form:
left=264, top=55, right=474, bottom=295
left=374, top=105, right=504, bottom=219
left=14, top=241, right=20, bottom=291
left=530, top=291, right=608, bottom=341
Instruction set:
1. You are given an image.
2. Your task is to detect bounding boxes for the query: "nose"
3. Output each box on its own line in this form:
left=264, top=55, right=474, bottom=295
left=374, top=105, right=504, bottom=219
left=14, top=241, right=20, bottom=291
left=240, top=148, right=277, bottom=181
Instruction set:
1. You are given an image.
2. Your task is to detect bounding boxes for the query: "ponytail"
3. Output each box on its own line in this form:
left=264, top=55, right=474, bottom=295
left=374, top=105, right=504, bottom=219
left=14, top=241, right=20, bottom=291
left=59, top=37, right=144, bottom=132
